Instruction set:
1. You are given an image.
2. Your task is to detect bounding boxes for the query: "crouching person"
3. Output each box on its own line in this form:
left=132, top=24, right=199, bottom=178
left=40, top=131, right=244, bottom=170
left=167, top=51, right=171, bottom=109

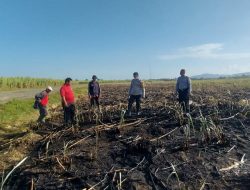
left=176, top=69, right=192, bottom=113
left=60, top=78, right=75, bottom=125
left=34, top=86, right=53, bottom=123
left=127, top=72, right=145, bottom=116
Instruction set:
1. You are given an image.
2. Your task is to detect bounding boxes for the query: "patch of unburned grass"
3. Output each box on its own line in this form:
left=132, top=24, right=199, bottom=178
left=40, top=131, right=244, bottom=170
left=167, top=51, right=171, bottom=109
left=0, top=85, right=88, bottom=135
left=0, top=99, right=35, bottom=128
left=192, top=78, right=250, bottom=91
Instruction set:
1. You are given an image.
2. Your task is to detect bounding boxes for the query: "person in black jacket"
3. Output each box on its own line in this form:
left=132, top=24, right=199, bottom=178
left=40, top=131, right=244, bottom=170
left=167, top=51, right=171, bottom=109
left=88, top=75, right=101, bottom=109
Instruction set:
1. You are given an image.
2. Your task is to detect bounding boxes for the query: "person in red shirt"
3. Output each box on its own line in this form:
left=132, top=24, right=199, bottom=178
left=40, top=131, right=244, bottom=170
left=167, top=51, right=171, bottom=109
left=34, top=86, right=53, bottom=123
left=60, top=78, right=75, bottom=125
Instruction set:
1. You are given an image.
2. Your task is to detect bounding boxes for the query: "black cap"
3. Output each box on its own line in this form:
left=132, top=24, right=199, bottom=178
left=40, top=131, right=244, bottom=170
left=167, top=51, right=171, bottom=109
left=65, top=77, right=72, bottom=83
left=133, top=72, right=139, bottom=76
left=92, top=75, right=98, bottom=80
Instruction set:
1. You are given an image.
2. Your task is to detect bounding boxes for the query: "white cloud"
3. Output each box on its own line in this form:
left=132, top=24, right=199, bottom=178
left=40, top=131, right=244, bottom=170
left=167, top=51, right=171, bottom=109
left=225, top=63, right=250, bottom=73
left=159, top=43, right=250, bottom=60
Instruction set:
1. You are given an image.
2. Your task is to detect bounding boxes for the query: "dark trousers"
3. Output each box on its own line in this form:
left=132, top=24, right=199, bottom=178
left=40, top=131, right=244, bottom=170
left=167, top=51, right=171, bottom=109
left=90, top=96, right=100, bottom=108
left=178, top=89, right=190, bottom=113
left=128, top=95, right=141, bottom=113
left=38, top=104, right=48, bottom=123
left=64, top=104, right=75, bottom=124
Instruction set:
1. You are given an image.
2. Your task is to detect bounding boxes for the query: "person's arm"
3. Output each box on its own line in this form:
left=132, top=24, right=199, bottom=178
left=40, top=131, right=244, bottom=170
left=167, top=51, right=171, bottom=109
left=98, top=83, right=101, bottom=98
left=88, top=82, right=91, bottom=98
left=128, top=80, right=133, bottom=96
left=188, top=77, right=192, bottom=95
left=62, top=96, right=68, bottom=107
left=60, top=87, right=68, bottom=107
left=176, top=78, right=179, bottom=93
left=141, top=81, right=145, bottom=98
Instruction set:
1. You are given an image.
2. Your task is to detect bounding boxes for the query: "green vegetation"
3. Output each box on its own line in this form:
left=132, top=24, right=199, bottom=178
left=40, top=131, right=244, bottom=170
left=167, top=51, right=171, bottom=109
left=0, top=99, right=35, bottom=133
left=192, top=78, right=250, bottom=89
left=0, top=77, right=133, bottom=91
left=0, top=84, right=87, bottom=135
left=148, top=78, right=250, bottom=89
left=0, top=77, right=64, bottom=91
left=1, top=76, right=249, bottom=90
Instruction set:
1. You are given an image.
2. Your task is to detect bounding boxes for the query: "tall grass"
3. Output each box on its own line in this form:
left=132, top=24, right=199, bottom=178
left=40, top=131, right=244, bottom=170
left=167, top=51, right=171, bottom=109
left=192, top=78, right=250, bottom=90
left=148, top=78, right=250, bottom=90
left=0, top=77, right=64, bottom=90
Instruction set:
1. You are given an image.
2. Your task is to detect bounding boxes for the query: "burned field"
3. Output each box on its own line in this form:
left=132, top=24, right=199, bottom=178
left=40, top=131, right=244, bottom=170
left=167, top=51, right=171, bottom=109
left=2, top=83, right=250, bottom=190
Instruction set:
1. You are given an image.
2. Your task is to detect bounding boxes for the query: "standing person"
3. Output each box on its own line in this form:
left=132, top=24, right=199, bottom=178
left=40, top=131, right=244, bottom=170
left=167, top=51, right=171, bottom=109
left=176, top=69, right=192, bottom=113
left=60, top=78, right=75, bottom=125
left=88, top=75, right=101, bottom=109
left=127, top=72, right=145, bottom=116
left=34, top=86, right=53, bottom=123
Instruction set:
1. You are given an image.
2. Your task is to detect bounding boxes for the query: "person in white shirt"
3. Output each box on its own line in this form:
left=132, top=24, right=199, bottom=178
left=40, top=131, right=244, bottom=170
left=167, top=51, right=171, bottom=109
left=176, top=69, right=192, bottom=113
left=127, top=72, right=145, bottom=116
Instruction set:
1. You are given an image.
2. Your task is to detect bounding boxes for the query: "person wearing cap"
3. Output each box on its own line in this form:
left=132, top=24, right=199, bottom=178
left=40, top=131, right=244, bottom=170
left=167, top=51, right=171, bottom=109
left=34, top=86, right=53, bottom=123
left=127, top=72, right=145, bottom=116
left=60, top=78, right=75, bottom=124
left=88, top=75, right=101, bottom=108
left=176, top=69, right=192, bottom=113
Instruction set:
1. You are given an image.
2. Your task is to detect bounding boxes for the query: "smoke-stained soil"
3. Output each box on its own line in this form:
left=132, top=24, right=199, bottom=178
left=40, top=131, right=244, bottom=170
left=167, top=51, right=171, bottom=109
left=3, top=83, right=250, bottom=190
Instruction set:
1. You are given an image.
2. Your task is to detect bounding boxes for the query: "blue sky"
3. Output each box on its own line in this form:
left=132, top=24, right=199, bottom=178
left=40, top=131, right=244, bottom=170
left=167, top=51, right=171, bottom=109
left=1, top=0, right=250, bottom=79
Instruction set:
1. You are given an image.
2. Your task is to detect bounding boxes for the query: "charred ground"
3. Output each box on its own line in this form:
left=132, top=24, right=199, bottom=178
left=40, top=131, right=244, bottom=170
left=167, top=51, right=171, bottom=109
left=1, top=82, right=250, bottom=190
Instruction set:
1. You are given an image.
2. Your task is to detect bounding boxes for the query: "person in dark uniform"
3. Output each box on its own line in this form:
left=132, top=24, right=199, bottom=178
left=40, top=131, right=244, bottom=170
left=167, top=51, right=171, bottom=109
left=88, top=75, right=101, bottom=109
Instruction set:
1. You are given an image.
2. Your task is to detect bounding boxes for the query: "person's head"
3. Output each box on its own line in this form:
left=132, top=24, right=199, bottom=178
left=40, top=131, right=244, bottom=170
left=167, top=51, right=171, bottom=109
left=92, top=75, right=98, bottom=81
left=180, top=69, right=186, bottom=76
left=65, top=77, right=72, bottom=85
left=133, top=72, right=139, bottom=79
left=46, top=86, right=53, bottom=93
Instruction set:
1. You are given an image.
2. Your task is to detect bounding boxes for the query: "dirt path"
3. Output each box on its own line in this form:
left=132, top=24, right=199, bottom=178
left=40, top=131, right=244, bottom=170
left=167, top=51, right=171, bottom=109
left=0, top=88, right=61, bottom=104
